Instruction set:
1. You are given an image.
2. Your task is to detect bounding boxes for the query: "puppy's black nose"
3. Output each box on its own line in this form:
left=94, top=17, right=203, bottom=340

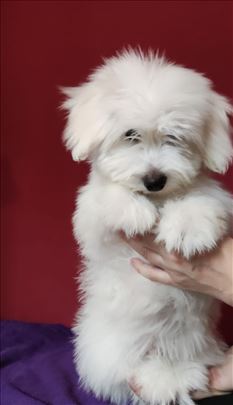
left=143, top=171, right=167, bottom=192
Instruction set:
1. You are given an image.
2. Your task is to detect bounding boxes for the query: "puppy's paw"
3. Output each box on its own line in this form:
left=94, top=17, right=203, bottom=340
left=108, top=194, right=158, bottom=237
left=130, top=359, right=208, bottom=405
left=156, top=197, right=228, bottom=258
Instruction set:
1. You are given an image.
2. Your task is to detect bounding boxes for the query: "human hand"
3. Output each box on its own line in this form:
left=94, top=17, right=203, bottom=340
left=123, top=234, right=233, bottom=306
left=191, top=347, right=233, bottom=399
left=209, top=347, right=233, bottom=392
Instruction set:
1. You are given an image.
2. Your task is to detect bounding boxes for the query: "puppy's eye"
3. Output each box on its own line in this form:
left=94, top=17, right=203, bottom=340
left=166, top=134, right=177, bottom=141
left=124, top=129, right=141, bottom=143
left=164, top=134, right=179, bottom=146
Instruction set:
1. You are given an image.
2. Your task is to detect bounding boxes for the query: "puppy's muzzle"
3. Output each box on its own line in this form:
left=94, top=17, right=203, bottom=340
left=143, top=171, right=167, bottom=192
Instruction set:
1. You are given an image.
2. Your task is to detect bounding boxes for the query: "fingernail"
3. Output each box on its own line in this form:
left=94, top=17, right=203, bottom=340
left=131, top=258, right=145, bottom=273
left=131, top=258, right=140, bottom=267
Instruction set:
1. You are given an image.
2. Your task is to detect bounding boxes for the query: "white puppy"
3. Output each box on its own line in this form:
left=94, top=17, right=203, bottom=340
left=62, top=49, right=232, bottom=405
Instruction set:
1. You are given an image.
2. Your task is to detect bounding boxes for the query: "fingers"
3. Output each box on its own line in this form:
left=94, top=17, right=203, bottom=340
left=128, top=377, right=142, bottom=398
left=128, top=239, right=165, bottom=269
left=120, top=232, right=168, bottom=267
left=131, top=258, right=173, bottom=284
left=120, top=232, right=197, bottom=287
left=192, top=389, right=227, bottom=400
left=209, top=348, right=233, bottom=392
left=122, top=233, right=188, bottom=272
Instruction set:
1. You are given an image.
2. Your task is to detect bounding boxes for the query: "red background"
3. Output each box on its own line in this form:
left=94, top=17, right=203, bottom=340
left=1, top=1, right=232, bottom=340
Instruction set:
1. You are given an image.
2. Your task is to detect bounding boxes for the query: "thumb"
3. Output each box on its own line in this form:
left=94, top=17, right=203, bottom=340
left=209, top=348, right=233, bottom=392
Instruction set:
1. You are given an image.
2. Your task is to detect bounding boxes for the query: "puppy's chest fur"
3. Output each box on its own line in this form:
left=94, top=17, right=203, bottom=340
left=81, top=229, right=209, bottom=330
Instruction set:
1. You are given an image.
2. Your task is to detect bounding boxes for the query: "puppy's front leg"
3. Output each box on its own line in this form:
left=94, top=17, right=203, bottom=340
left=156, top=189, right=231, bottom=258
left=102, top=184, right=158, bottom=237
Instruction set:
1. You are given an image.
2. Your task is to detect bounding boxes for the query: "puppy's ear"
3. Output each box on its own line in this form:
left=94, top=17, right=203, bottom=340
left=204, top=92, right=233, bottom=173
left=61, top=84, right=105, bottom=161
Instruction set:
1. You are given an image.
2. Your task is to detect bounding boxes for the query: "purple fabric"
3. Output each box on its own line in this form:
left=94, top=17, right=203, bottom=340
left=1, top=320, right=112, bottom=405
left=2, top=321, right=231, bottom=405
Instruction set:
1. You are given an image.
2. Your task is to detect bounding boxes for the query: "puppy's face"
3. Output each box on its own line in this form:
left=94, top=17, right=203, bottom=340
left=63, top=50, right=232, bottom=195
left=95, top=125, right=202, bottom=195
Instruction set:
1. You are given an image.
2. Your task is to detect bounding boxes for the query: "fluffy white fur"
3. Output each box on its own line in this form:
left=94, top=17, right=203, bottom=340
left=62, top=49, right=233, bottom=405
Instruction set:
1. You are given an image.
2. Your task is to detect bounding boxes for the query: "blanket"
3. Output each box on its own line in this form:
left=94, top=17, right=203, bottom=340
left=1, top=320, right=232, bottom=405
left=1, top=320, right=111, bottom=405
